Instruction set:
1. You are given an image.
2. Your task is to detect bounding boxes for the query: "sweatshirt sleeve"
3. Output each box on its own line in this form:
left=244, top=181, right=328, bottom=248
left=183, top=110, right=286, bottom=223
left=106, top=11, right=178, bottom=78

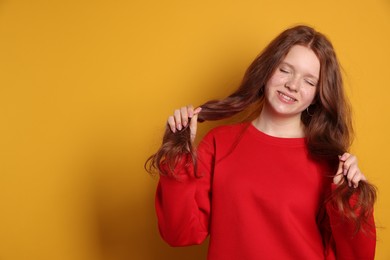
left=155, top=131, right=215, bottom=246
left=326, top=183, right=376, bottom=260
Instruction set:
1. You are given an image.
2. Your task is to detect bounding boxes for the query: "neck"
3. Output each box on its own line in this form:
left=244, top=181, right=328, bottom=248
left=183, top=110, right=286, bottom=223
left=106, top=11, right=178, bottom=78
left=253, top=106, right=305, bottom=138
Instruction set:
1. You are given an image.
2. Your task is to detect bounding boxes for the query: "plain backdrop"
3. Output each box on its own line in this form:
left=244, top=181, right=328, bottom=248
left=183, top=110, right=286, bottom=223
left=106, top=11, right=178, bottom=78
left=0, top=0, right=389, bottom=259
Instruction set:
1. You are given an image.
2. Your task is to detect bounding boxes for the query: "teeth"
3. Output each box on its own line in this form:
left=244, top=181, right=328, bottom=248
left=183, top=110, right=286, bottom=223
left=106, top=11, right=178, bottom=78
left=279, top=92, right=296, bottom=101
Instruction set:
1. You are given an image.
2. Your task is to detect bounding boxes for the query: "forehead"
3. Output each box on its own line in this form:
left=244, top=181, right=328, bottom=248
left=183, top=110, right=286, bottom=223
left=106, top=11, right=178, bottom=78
left=282, top=45, right=320, bottom=78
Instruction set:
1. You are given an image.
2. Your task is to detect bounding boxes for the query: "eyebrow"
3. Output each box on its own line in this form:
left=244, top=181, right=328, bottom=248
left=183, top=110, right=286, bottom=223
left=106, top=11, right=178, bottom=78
left=280, top=62, right=319, bottom=80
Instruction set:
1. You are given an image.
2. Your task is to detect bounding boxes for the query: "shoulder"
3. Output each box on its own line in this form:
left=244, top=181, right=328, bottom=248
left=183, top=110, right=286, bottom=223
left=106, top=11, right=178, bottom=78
left=198, top=123, right=249, bottom=153
left=207, top=122, right=248, bottom=136
left=197, top=123, right=249, bottom=158
left=202, top=123, right=248, bottom=141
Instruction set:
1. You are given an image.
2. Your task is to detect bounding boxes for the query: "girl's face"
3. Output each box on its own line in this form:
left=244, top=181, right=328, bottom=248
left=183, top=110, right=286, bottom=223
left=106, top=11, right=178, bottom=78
left=264, top=45, right=320, bottom=120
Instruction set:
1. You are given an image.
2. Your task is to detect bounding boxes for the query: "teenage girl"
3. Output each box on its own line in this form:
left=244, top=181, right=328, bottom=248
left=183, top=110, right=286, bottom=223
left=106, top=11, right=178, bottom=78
left=146, top=25, right=376, bottom=259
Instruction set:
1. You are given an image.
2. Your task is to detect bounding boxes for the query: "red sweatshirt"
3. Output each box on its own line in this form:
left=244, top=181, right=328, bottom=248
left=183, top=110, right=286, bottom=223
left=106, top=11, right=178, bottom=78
left=155, top=123, right=376, bottom=259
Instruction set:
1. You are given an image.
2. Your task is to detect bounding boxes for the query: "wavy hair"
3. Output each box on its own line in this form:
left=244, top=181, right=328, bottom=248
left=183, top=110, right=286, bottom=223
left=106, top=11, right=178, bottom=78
left=145, top=25, right=376, bottom=234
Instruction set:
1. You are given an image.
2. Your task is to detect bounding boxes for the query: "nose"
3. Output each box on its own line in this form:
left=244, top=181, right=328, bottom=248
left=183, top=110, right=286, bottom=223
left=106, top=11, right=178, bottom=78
left=285, top=76, right=300, bottom=92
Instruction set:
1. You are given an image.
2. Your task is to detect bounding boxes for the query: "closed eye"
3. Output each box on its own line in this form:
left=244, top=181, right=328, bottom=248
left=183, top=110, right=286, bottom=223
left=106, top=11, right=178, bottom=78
left=305, top=80, right=316, bottom=86
left=279, top=68, right=290, bottom=73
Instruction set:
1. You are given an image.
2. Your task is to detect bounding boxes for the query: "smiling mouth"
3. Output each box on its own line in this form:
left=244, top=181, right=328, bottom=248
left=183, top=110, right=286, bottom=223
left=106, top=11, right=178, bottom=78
left=277, top=91, right=297, bottom=102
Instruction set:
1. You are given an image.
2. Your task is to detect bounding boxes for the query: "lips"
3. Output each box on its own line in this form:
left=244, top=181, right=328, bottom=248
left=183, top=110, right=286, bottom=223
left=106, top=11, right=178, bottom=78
left=277, top=91, right=297, bottom=102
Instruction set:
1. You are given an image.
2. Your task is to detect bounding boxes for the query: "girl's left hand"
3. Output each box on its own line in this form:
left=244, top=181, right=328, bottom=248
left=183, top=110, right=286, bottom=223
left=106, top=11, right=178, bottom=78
left=333, top=153, right=367, bottom=188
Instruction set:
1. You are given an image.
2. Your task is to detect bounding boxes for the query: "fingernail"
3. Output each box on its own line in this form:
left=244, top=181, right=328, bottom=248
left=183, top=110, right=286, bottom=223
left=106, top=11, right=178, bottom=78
left=183, top=121, right=187, bottom=127
left=177, top=124, right=182, bottom=131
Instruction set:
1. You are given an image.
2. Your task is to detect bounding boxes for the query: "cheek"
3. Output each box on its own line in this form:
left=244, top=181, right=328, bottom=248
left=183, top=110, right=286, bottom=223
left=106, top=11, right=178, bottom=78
left=301, top=88, right=317, bottom=102
left=266, top=74, right=285, bottom=89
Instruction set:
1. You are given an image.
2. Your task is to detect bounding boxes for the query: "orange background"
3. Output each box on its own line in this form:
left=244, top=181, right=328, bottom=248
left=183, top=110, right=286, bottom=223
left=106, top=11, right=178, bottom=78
left=0, top=1, right=389, bottom=259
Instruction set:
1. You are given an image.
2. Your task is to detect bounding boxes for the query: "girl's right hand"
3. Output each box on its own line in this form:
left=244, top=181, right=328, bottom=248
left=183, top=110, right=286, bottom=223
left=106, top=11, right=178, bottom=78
left=167, top=105, right=202, bottom=143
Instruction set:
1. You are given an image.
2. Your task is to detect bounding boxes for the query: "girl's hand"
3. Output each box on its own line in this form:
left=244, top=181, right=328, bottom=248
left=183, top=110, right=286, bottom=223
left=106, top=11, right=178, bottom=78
left=167, top=105, right=202, bottom=143
left=333, top=152, right=367, bottom=188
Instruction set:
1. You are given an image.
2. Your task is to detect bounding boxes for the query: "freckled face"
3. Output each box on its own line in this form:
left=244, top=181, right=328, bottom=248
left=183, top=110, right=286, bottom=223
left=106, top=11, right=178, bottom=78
left=264, top=45, right=320, bottom=119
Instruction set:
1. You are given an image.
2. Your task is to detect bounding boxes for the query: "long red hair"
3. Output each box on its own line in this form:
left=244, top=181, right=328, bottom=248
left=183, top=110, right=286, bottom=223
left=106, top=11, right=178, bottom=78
left=146, top=25, right=376, bottom=234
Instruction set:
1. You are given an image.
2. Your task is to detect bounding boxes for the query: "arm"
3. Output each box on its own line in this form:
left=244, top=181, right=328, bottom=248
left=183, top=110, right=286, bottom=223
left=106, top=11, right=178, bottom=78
left=326, top=184, right=376, bottom=259
left=155, top=105, right=213, bottom=246
left=326, top=153, right=376, bottom=259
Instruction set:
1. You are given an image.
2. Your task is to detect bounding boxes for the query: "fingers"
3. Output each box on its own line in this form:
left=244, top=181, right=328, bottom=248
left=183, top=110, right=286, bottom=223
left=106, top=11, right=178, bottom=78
left=167, top=115, right=175, bottom=132
left=180, top=106, right=189, bottom=128
left=193, top=106, right=202, bottom=115
left=167, top=105, right=201, bottom=136
left=333, top=159, right=344, bottom=185
left=189, top=113, right=198, bottom=143
left=341, top=153, right=358, bottom=188
left=337, top=153, right=367, bottom=188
